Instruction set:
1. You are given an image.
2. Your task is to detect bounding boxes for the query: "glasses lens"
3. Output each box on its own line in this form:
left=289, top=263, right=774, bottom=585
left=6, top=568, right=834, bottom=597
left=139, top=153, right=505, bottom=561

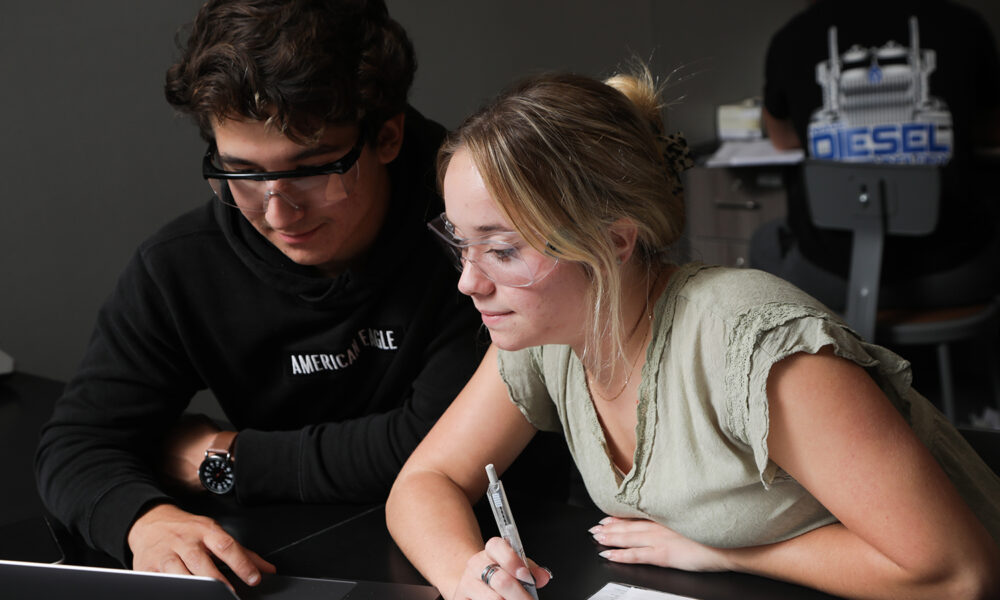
left=206, top=161, right=360, bottom=213
left=206, top=177, right=252, bottom=210
left=309, top=162, right=359, bottom=205
left=466, top=241, right=537, bottom=287
left=426, top=214, right=557, bottom=287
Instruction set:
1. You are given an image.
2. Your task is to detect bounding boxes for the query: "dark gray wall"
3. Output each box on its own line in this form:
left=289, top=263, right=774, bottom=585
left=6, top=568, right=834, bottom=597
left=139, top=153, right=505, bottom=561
left=2, top=1, right=998, bottom=383
left=1, top=1, right=207, bottom=381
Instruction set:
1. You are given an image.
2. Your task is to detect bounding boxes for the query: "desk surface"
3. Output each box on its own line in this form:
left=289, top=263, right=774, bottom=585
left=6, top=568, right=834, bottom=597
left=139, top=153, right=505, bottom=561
left=2, top=372, right=845, bottom=599
left=269, top=500, right=841, bottom=600
left=0, top=372, right=65, bottom=523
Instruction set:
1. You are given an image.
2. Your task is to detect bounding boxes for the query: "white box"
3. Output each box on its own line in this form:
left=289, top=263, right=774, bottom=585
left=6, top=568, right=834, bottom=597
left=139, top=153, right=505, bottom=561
left=717, top=103, right=763, bottom=140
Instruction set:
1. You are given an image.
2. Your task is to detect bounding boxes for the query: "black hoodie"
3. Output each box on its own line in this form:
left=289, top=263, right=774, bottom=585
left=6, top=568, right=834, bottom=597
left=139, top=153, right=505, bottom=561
left=35, top=108, right=484, bottom=564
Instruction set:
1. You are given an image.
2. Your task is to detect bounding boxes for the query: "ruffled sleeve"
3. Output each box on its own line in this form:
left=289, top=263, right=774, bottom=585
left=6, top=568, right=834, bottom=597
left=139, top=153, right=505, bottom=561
left=497, top=346, right=563, bottom=432
left=724, top=304, right=913, bottom=487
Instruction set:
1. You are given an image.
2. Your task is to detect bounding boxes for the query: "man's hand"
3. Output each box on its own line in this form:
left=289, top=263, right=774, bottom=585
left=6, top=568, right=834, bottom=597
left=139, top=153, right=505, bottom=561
left=128, top=504, right=276, bottom=591
left=159, top=414, right=225, bottom=493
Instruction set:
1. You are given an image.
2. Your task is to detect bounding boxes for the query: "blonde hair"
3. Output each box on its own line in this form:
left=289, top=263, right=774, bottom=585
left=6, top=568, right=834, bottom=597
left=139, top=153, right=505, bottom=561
left=439, top=67, right=686, bottom=368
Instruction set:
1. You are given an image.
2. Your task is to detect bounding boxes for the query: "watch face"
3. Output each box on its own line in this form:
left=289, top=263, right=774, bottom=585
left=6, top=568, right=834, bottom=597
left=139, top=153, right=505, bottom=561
left=199, top=454, right=235, bottom=495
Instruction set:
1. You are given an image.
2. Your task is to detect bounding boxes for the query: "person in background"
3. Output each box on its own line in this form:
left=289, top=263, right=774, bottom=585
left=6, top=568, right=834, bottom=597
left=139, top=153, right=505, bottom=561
left=385, top=67, right=1000, bottom=600
left=753, top=0, right=1000, bottom=310
left=35, top=0, right=484, bottom=589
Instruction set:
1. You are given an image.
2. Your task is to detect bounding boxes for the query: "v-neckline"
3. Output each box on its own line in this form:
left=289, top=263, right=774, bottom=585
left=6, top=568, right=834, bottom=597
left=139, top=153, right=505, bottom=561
left=572, top=263, right=697, bottom=491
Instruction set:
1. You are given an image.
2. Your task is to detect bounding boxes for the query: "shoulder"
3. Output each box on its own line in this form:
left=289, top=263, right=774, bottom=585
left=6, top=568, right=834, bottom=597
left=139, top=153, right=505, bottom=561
left=387, top=106, right=448, bottom=217
left=768, top=1, right=827, bottom=51
left=937, top=1, right=993, bottom=27
left=402, top=106, right=447, bottom=153
left=496, top=344, right=576, bottom=403
left=944, top=3, right=999, bottom=57
left=137, top=201, right=222, bottom=258
left=394, top=107, right=446, bottom=180
left=498, top=345, right=570, bottom=380
left=664, top=265, right=848, bottom=379
left=123, top=202, right=237, bottom=293
left=672, top=265, right=827, bottom=324
left=496, top=345, right=567, bottom=433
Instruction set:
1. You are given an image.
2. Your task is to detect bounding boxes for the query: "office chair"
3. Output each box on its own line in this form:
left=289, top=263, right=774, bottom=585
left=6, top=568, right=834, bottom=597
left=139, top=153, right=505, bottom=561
left=804, top=160, right=1000, bottom=422
left=959, top=426, right=1000, bottom=476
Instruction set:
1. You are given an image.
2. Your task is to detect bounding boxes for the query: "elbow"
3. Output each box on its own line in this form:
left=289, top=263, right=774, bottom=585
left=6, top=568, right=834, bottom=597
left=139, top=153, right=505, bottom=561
left=385, top=472, right=408, bottom=530
left=956, top=556, right=1000, bottom=600
left=951, top=537, right=1000, bottom=600
left=385, top=466, right=422, bottom=536
left=940, top=568, right=1000, bottom=600
left=910, top=551, right=1000, bottom=600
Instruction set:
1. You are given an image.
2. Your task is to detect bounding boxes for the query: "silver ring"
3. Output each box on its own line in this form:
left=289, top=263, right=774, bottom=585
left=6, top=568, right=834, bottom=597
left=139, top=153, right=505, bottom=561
left=480, top=563, right=500, bottom=586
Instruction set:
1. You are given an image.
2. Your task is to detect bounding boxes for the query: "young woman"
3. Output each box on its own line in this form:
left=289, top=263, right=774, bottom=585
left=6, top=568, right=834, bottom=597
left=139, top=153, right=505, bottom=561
left=385, top=69, right=1000, bottom=600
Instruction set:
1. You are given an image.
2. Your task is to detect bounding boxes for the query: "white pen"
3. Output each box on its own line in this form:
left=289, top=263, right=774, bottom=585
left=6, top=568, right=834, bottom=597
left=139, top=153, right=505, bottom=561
left=485, top=463, right=539, bottom=599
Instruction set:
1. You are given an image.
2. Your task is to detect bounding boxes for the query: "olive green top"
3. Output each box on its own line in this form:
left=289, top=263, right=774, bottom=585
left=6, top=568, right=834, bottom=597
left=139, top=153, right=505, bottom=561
left=498, top=263, right=1000, bottom=548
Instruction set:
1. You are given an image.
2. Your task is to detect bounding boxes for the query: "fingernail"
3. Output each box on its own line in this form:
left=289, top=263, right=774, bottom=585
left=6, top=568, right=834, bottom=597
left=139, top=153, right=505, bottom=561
left=588, top=525, right=601, bottom=534
left=542, top=566, right=553, bottom=580
left=247, top=572, right=259, bottom=585
left=515, top=567, right=533, bottom=583
left=598, top=550, right=611, bottom=559
left=592, top=533, right=606, bottom=544
left=599, top=516, right=613, bottom=525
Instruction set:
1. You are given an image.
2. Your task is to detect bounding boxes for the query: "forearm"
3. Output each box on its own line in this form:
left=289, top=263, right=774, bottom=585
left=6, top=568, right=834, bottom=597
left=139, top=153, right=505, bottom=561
left=36, top=436, right=174, bottom=564
left=386, top=469, right=485, bottom=599
left=235, top=408, right=427, bottom=504
left=236, top=335, right=481, bottom=504
left=36, top=398, right=179, bottom=562
left=723, top=523, right=998, bottom=600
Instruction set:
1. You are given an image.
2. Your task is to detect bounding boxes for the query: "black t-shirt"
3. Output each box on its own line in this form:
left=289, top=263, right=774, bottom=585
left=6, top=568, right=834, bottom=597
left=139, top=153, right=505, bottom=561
left=763, top=0, right=1000, bottom=278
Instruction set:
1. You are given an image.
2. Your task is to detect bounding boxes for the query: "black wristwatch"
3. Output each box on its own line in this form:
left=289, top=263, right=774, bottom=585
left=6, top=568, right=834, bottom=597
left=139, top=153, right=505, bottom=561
left=198, top=431, right=237, bottom=495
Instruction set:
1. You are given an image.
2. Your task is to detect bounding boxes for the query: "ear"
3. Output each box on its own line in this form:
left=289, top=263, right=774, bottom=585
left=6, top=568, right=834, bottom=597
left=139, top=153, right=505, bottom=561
left=608, top=218, right=640, bottom=265
left=373, top=112, right=406, bottom=165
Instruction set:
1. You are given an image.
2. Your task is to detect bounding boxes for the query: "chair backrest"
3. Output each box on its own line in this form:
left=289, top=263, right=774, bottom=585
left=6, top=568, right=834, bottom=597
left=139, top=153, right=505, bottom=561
left=803, top=160, right=940, bottom=340
left=958, top=426, right=1000, bottom=476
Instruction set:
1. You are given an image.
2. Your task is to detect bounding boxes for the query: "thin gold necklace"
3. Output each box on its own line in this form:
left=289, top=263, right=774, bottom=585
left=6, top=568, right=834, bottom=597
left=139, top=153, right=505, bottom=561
left=586, top=271, right=659, bottom=402
left=588, top=309, right=652, bottom=402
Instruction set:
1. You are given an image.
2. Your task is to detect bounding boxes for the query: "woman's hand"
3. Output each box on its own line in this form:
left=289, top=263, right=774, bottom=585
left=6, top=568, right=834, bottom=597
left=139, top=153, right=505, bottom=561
left=451, top=537, right=551, bottom=600
left=590, top=517, right=730, bottom=572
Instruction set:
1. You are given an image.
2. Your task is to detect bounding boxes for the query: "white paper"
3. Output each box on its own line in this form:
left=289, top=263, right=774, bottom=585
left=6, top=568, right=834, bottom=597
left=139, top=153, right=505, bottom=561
left=705, top=139, right=804, bottom=167
left=587, top=582, right=701, bottom=600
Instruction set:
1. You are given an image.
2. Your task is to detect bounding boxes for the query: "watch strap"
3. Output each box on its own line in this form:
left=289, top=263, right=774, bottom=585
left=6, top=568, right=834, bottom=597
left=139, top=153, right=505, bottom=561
left=205, top=430, right=238, bottom=462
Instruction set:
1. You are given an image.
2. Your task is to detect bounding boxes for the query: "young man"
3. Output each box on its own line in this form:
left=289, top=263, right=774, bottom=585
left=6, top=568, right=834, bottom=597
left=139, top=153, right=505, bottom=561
left=35, top=0, right=483, bottom=588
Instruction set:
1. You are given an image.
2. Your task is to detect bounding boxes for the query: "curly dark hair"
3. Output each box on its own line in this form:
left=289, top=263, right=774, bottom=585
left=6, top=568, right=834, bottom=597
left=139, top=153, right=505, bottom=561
left=164, top=0, right=416, bottom=144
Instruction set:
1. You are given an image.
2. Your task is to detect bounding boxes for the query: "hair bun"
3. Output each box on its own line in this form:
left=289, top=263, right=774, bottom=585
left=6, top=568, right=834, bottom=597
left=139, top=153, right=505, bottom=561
left=604, top=67, right=693, bottom=195
left=603, top=70, right=665, bottom=136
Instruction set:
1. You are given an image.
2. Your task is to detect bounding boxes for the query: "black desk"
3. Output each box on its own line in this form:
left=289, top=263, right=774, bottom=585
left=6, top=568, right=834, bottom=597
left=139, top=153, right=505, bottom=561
left=271, top=501, right=841, bottom=600
left=0, top=373, right=437, bottom=598
left=0, top=372, right=65, bottom=524
left=2, top=372, right=844, bottom=599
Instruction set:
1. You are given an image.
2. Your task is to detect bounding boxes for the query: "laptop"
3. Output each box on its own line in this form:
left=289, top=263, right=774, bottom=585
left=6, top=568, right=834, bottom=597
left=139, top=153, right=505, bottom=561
left=0, top=559, right=433, bottom=600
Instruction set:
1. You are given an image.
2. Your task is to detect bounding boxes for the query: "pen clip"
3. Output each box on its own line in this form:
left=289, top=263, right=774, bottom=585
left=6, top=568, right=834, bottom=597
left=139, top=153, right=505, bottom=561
left=485, top=464, right=512, bottom=529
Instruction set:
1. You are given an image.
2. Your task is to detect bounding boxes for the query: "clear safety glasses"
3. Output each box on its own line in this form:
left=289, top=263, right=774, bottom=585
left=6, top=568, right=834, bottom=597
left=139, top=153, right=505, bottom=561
left=427, top=213, right=559, bottom=288
left=202, top=136, right=363, bottom=213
